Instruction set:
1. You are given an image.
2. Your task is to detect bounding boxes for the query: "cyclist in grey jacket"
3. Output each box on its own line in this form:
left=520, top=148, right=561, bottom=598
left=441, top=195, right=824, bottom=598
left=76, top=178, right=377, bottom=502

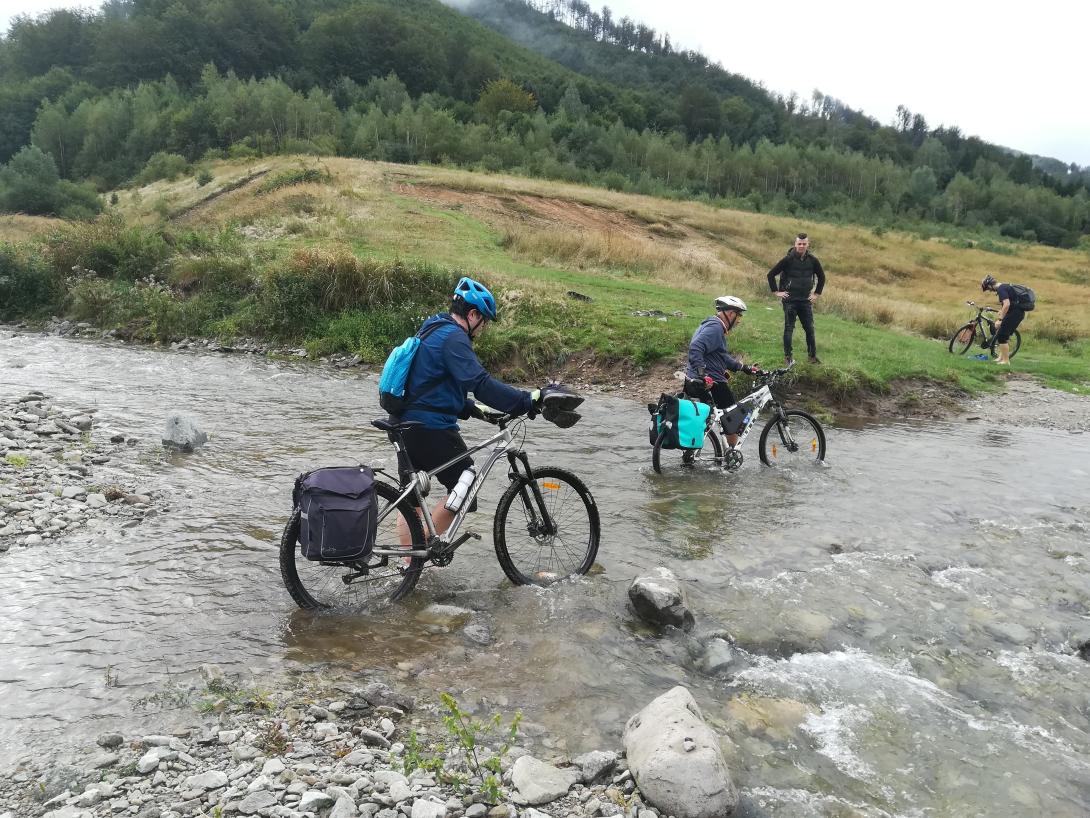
left=685, top=295, right=759, bottom=446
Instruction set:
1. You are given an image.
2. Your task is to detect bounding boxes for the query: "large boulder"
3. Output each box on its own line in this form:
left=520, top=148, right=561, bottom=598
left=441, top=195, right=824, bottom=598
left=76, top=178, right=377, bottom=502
left=623, top=686, right=737, bottom=818
left=628, top=567, right=694, bottom=631
left=162, top=413, right=208, bottom=451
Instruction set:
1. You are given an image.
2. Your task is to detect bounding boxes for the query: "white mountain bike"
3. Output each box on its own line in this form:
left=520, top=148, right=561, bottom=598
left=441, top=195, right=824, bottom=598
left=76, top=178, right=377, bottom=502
left=651, top=365, right=827, bottom=472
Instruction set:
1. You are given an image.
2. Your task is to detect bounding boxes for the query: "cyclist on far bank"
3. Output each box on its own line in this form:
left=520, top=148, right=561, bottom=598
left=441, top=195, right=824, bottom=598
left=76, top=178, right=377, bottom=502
left=685, top=296, right=760, bottom=448
left=981, top=274, right=1026, bottom=365
left=394, top=277, right=576, bottom=541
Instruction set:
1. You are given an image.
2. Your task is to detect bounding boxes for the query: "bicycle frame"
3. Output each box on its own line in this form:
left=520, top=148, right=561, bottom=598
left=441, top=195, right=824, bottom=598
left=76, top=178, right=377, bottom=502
left=370, top=419, right=546, bottom=559
left=963, top=302, right=998, bottom=346
left=708, top=380, right=781, bottom=450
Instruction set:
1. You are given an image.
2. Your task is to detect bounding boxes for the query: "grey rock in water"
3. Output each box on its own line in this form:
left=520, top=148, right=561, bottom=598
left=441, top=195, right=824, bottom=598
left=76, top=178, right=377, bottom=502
left=96, top=732, right=124, bottom=749
left=628, top=568, right=695, bottom=631
left=623, top=686, right=737, bottom=818
left=699, top=639, right=740, bottom=676
left=162, top=413, right=208, bottom=451
left=510, top=755, right=579, bottom=805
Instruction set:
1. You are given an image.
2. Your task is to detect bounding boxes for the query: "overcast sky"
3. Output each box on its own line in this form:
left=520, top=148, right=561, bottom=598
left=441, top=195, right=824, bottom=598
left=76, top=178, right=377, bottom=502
left=4, top=0, right=1088, bottom=166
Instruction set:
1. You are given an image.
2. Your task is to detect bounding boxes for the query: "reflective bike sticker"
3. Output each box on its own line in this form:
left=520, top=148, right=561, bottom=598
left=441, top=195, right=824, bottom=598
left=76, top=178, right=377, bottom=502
left=542, top=482, right=561, bottom=490
left=771, top=444, right=778, bottom=457
left=811, top=439, right=817, bottom=452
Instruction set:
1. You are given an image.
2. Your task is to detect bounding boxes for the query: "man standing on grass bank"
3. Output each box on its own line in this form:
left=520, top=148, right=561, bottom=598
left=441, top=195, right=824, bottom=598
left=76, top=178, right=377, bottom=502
left=982, top=274, right=1031, bottom=365
left=767, top=232, right=826, bottom=365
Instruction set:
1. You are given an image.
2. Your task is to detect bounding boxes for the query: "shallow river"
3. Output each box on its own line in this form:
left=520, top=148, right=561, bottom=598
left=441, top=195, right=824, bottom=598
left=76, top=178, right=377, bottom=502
left=1, top=333, right=1089, bottom=817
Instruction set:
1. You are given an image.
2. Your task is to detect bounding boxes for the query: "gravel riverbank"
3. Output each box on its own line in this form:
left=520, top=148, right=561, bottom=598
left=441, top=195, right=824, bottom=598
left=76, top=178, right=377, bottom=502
left=0, top=669, right=652, bottom=818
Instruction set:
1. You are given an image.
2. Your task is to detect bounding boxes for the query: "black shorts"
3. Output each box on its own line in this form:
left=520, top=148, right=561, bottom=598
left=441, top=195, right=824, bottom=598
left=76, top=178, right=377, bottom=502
left=398, top=426, right=474, bottom=493
left=995, top=309, right=1025, bottom=343
left=683, top=378, right=736, bottom=410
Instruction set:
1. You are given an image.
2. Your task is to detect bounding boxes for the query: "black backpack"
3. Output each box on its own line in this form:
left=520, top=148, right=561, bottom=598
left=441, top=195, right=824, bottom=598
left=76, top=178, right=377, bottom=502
left=1008, top=284, right=1036, bottom=312
left=292, top=466, right=378, bottom=561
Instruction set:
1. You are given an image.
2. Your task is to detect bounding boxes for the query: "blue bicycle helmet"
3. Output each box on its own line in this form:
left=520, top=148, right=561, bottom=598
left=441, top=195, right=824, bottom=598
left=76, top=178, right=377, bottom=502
left=453, top=276, right=497, bottom=320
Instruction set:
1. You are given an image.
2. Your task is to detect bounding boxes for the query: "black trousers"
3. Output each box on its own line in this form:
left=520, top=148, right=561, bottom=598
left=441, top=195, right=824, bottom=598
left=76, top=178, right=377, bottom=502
left=783, top=299, right=817, bottom=358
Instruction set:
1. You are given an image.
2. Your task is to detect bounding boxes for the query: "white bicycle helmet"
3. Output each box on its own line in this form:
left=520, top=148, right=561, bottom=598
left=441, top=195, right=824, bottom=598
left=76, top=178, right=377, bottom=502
left=714, top=295, right=747, bottom=313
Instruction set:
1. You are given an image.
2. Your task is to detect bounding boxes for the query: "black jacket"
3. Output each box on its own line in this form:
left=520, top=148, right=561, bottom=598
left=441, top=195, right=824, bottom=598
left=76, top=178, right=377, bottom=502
left=767, top=250, right=826, bottom=301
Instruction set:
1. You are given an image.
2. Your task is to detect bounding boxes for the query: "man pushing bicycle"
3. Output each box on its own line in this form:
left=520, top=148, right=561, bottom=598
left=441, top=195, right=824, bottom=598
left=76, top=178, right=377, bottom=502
left=386, top=276, right=579, bottom=541
left=684, top=295, right=761, bottom=448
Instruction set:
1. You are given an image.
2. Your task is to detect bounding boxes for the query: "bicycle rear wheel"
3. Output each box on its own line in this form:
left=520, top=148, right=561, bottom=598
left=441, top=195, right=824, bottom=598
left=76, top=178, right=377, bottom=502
left=948, top=323, right=977, bottom=355
left=989, top=329, right=1021, bottom=359
left=651, top=427, right=723, bottom=474
left=759, top=410, right=826, bottom=467
left=493, top=467, right=600, bottom=586
left=279, top=480, right=425, bottom=609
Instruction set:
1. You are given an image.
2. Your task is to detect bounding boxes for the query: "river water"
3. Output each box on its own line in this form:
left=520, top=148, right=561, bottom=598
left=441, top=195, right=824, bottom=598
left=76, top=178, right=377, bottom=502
left=1, top=333, right=1088, bottom=817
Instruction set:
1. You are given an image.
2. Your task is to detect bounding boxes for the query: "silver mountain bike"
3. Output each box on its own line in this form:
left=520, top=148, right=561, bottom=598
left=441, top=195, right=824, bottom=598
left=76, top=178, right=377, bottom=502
left=280, top=413, right=600, bottom=609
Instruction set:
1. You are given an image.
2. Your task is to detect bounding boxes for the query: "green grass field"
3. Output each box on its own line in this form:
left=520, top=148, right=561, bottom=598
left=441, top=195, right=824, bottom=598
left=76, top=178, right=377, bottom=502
left=3, top=156, right=1087, bottom=400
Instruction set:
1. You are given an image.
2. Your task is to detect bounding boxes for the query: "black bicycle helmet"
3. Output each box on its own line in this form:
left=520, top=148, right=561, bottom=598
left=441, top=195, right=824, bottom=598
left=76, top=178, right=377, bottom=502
left=981, top=275, right=997, bottom=291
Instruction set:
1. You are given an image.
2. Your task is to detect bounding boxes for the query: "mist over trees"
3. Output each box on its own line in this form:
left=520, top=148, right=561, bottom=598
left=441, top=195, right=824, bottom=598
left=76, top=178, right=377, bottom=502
left=1, top=0, right=1087, bottom=246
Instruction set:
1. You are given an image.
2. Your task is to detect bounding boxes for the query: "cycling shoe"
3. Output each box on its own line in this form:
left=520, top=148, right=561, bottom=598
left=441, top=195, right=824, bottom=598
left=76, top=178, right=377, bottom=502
left=543, top=406, right=582, bottom=428
left=539, top=382, right=585, bottom=412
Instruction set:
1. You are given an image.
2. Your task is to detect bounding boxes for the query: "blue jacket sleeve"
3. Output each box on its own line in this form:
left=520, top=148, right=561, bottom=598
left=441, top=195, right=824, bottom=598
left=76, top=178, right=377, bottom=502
left=442, top=333, right=534, bottom=416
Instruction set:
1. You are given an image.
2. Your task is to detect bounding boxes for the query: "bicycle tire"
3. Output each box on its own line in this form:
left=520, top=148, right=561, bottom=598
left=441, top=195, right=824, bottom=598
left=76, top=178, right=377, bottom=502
left=279, top=480, right=425, bottom=609
left=989, top=329, right=1021, bottom=359
left=651, top=427, right=724, bottom=474
left=493, top=466, right=600, bottom=586
left=758, top=410, right=826, bottom=467
left=948, top=323, right=977, bottom=355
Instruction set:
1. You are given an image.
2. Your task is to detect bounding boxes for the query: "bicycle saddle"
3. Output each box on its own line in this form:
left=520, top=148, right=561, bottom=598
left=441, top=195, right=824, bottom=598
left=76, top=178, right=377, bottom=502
left=370, top=419, right=423, bottom=432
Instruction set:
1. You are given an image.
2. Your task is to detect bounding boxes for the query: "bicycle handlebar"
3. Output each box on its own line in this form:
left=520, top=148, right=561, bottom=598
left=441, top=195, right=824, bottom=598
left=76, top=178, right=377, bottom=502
left=965, top=300, right=997, bottom=313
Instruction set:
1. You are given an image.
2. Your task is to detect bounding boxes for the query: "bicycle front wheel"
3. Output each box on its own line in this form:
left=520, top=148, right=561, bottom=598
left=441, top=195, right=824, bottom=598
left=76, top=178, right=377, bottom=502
left=989, top=329, right=1021, bottom=359
left=651, top=427, right=724, bottom=474
left=948, top=323, right=977, bottom=355
left=493, top=467, right=600, bottom=586
left=759, top=410, right=826, bottom=467
left=279, top=480, right=425, bottom=609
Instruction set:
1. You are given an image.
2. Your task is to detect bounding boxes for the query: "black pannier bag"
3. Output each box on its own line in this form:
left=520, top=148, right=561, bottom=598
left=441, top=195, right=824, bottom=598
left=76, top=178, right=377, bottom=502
left=719, top=405, right=749, bottom=436
left=292, top=466, right=378, bottom=561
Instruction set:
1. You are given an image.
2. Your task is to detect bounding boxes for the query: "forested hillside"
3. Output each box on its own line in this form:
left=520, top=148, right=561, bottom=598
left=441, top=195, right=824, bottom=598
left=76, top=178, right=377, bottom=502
left=1, top=0, right=1088, bottom=246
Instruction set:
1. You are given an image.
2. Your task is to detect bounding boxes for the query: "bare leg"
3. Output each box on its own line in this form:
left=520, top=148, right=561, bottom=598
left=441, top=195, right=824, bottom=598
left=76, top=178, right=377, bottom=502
left=397, top=499, right=457, bottom=562
left=996, top=342, right=1010, bottom=364
left=726, top=433, right=739, bottom=448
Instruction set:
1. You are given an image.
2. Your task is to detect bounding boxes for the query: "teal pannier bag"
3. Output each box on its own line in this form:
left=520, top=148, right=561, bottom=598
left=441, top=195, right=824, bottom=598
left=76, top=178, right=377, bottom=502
left=648, top=393, right=710, bottom=450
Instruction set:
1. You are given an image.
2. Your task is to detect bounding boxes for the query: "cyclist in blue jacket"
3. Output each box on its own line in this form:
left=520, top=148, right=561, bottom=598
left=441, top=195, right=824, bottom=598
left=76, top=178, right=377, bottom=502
left=685, top=295, right=760, bottom=447
left=395, top=277, right=567, bottom=540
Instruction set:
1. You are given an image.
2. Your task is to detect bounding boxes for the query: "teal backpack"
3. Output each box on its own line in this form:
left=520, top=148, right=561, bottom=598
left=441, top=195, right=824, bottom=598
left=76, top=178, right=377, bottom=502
left=378, top=320, right=454, bottom=416
left=648, top=394, right=711, bottom=449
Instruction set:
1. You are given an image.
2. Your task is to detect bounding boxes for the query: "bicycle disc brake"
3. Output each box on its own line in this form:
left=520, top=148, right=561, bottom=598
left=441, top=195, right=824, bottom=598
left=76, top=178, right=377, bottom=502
left=723, top=449, right=744, bottom=471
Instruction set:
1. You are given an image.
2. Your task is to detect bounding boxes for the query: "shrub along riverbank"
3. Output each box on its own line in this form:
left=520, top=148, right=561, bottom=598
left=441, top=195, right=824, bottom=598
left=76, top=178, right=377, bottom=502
left=2, top=157, right=1087, bottom=400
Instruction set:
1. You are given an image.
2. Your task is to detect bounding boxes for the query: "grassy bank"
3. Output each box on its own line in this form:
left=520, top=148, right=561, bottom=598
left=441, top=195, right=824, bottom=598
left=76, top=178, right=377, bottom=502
left=2, top=156, right=1087, bottom=398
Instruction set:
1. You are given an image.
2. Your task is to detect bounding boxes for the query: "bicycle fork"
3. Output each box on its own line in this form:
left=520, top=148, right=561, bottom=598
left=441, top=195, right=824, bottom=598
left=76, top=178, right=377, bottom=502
left=507, top=451, right=557, bottom=537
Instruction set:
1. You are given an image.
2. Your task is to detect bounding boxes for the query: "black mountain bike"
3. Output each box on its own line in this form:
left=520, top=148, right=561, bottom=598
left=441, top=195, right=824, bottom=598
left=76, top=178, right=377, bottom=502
left=948, top=301, right=1021, bottom=359
left=280, top=413, right=600, bottom=609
